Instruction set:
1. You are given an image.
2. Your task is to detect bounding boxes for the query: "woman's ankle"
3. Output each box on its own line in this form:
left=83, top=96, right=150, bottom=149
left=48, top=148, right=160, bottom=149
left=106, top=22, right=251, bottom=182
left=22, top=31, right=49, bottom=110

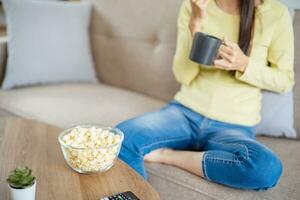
left=159, top=149, right=176, bottom=164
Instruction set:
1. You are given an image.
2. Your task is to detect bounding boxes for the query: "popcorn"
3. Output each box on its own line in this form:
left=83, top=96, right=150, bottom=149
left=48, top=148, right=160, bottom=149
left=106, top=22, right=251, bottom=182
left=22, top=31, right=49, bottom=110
left=59, top=125, right=123, bottom=173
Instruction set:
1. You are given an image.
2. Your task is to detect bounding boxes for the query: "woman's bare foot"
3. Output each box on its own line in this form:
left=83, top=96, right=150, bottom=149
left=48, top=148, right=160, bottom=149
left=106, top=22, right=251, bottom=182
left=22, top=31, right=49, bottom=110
left=144, top=148, right=174, bottom=164
left=144, top=148, right=205, bottom=177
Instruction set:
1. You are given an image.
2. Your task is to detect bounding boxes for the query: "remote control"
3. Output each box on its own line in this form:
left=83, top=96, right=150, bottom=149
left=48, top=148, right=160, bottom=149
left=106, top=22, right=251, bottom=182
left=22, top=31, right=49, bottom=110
left=99, top=191, right=140, bottom=200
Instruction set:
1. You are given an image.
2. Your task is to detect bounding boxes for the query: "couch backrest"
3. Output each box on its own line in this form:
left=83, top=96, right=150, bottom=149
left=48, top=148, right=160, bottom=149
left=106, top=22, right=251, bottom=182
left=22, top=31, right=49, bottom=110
left=293, top=11, right=300, bottom=132
left=85, top=0, right=182, bottom=101
left=0, top=37, right=7, bottom=85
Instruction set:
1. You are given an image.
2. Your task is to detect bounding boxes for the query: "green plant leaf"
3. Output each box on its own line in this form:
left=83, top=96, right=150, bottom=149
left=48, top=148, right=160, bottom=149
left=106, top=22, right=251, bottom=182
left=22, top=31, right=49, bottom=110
left=6, top=166, right=36, bottom=188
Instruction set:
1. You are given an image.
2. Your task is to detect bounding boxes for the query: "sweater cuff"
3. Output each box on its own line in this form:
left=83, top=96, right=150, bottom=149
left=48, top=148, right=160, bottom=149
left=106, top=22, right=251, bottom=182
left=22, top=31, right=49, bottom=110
left=235, top=58, right=260, bottom=83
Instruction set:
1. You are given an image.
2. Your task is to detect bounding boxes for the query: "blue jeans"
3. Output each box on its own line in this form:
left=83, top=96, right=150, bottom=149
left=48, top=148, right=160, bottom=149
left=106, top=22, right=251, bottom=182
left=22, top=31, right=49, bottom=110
left=116, top=100, right=282, bottom=190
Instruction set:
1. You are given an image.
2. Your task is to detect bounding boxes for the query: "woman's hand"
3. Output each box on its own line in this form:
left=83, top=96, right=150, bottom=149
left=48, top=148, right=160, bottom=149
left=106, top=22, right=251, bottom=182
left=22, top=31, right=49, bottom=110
left=214, top=40, right=249, bottom=73
left=189, top=0, right=210, bottom=36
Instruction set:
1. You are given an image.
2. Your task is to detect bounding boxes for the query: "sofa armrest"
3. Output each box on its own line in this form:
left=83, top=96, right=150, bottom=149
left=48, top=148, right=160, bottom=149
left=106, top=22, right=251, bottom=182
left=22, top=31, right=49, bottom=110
left=0, top=37, right=7, bottom=85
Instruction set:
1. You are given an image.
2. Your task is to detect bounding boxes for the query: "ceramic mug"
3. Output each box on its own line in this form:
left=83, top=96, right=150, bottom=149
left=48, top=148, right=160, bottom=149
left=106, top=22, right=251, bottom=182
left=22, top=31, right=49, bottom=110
left=189, top=32, right=224, bottom=66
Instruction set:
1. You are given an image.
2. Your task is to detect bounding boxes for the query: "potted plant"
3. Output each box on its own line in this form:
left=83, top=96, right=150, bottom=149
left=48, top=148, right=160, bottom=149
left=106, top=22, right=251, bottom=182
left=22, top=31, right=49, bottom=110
left=6, top=166, right=36, bottom=200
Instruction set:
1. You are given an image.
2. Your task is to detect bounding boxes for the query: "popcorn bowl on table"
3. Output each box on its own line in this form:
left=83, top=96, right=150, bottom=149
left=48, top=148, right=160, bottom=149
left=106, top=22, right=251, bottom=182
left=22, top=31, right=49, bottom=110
left=58, top=124, right=124, bottom=174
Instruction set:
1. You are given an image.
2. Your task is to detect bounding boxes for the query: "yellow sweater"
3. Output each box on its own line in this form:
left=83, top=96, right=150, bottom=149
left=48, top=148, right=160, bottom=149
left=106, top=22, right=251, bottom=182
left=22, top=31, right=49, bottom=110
left=173, top=0, right=294, bottom=126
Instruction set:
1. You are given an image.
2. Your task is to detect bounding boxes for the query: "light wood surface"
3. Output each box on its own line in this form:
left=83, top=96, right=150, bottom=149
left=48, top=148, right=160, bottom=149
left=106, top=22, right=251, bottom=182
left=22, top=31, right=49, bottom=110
left=0, top=117, right=160, bottom=200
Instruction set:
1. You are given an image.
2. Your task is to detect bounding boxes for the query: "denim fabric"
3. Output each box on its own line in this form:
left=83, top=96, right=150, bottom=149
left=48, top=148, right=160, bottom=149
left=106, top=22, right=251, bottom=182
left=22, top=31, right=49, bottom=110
left=116, top=100, right=283, bottom=190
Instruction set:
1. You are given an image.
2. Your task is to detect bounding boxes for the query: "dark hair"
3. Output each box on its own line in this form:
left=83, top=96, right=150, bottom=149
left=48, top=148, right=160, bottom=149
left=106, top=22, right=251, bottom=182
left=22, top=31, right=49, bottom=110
left=238, top=0, right=256, bottom=55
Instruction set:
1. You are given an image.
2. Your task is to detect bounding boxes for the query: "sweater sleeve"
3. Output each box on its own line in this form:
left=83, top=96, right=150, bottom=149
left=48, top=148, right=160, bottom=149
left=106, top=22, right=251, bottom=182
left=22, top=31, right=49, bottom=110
left=172, top=0, right=200, bottom=86
left=235, top=7, right=295, bottom=94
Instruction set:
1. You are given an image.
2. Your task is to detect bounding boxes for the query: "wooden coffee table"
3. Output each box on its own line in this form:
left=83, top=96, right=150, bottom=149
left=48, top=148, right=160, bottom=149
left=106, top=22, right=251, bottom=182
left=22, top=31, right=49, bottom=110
left=0, top=117, right=160, bottom=200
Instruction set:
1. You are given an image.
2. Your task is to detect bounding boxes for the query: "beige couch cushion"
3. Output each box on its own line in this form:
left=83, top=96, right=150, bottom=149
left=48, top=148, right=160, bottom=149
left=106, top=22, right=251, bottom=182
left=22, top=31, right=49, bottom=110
left=0, top=37, right=7, bottom=85
left=293, top=11, right=300, bottom=133
left=0, top=83, right=164, bottom=128
left=147, top=136, right=300, bottom=200
left=85, top=0, right=181, bottom=101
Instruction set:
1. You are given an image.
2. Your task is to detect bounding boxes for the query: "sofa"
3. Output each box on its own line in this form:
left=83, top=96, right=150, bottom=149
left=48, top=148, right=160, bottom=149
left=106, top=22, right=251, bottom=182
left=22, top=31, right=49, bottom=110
left=0, top=0, right=299, bottom=199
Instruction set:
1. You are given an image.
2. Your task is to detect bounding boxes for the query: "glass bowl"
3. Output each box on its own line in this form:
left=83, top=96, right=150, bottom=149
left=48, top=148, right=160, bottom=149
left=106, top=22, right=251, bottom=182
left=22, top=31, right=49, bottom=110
left=58, top=124, right=124, bottom=174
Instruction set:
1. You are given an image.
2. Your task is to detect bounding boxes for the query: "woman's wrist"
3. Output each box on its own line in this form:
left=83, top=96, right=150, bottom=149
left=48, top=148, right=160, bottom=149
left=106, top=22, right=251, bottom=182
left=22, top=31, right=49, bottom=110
left=189, top=18, right=203, bottom=36
left=238, top=56, right=249, bottom=73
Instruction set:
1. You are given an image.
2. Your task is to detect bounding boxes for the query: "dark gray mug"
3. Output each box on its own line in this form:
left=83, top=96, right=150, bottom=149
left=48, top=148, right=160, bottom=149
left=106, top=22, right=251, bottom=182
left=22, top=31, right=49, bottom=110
left=189, top=32, right=223, bottom=66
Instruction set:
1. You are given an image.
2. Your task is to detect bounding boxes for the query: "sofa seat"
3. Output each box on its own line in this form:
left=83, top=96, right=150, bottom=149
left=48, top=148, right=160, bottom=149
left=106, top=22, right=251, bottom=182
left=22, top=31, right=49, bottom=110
left=0, top=83, right=299, bottom=200
left=0, top=83, right=165, bottom=128
left=146, top=136, right=300, bottom=200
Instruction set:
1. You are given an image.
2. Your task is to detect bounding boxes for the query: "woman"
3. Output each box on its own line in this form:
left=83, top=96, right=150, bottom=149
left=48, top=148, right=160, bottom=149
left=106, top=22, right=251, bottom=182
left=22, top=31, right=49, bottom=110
left=116, top=0, right=294, bottom=190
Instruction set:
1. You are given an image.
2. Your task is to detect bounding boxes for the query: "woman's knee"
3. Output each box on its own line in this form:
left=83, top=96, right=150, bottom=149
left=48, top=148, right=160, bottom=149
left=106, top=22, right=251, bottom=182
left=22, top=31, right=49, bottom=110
left=242, top=145, right=283, bottom=190
left=116, top=116, right=154, bottom=155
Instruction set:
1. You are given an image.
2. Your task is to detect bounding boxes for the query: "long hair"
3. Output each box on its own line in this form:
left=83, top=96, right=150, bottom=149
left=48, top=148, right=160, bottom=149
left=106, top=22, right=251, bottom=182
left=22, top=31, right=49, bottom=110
left=238, top=0, right=256, bottom=55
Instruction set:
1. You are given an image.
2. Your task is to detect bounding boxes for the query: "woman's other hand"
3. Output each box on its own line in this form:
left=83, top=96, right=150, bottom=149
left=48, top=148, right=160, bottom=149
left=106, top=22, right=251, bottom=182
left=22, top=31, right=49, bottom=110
left=189, top=0, right=210, bottom=36
left=214, top=39, right=249, bottom=73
